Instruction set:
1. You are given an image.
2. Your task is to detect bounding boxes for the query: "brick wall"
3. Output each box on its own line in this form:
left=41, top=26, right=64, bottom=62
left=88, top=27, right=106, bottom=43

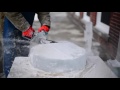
left=80, top=12, right=83, bottom=18
left=90, top=12, right=119, bottom=59
left=86, top=12, right=119, bottom=60
left=90, top=12, right=97, bottom=26
left=109, top=12, right=120, bottom=59
left=67, top=12, right=120, bottom=60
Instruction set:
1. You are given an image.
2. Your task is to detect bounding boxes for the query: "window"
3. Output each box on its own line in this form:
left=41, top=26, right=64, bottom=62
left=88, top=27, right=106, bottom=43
left=87, top=12, right=90, bottom=17
left=95, top=12, right=111, bottom=34
left=101, top=12, right=111, bottom=25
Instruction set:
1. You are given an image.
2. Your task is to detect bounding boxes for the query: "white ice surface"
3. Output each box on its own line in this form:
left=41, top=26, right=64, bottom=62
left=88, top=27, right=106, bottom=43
left=29, top=42, right=87, bottom=73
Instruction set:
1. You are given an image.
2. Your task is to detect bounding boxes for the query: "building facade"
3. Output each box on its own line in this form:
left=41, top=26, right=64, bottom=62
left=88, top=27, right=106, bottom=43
left=67, top=12, right=120, bottom=61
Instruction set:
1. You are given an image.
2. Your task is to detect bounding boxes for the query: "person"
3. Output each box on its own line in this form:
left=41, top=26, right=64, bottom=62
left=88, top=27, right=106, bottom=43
left=2, top=12, right=51, bottom=77
left=0, top=12, right=5, bottom=78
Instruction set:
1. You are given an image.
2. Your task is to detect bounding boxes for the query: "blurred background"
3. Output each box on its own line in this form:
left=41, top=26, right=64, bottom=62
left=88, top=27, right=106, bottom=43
left=33, top=12, right=102, bottom=59
left=32, top=12, right=120, bottom=77
left=1, top=12, right=120, bottom=78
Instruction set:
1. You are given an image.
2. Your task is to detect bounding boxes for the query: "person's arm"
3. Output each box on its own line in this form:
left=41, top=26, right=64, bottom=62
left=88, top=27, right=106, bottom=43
left=0, top=12, right=4, bottom=32
left=36, top=12, right=51, bottom=33
left=37, top=12, right=51, bottom=27
left=4, top=12, right=35, bottom=40
left=0, top=12, right=4, bottom=74
left=3, top=12, right=31, bottom=32
left=30, top=12, right=51, bottom=43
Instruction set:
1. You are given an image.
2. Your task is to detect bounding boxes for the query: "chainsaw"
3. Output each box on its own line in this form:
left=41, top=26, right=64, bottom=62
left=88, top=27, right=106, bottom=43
left=29, top=31, right=57, bottom=47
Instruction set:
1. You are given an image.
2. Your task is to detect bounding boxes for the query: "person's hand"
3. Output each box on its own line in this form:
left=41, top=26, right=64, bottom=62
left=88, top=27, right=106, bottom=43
left=30, top=25, right=50, bottom=44
left=22, top=26, right=35, bottom=40
left=38, top=25, right=50, bottom=33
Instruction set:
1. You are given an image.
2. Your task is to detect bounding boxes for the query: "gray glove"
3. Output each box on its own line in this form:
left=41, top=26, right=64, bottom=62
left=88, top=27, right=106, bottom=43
left=31, top=31, right=48, bottom=44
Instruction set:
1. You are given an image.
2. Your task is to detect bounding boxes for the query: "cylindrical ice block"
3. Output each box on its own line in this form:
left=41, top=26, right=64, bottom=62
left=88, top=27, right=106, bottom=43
left=29, top=42, right=87, bottom=73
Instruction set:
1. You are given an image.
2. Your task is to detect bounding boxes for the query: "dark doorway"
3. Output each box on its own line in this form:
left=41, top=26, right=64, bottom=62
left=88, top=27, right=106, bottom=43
left=101, top=12, right=111, bottom=26
left=87, top=12, right=90, bottom=17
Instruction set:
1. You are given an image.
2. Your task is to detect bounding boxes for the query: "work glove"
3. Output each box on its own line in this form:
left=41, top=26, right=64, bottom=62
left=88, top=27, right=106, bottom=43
left=38, top=25, right=50, bottom=33
left=22, top=26, right=35, bottom=40
left=31, top=25, right=50, bottom=44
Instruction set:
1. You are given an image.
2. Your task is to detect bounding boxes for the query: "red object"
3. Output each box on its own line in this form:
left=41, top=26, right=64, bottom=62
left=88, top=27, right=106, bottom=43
left=38, top=25, right=50, bottom=32
left=22, top=26, right=35, bottom=39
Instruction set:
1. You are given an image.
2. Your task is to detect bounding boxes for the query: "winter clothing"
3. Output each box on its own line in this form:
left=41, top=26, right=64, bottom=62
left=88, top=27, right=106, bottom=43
left=0, top=12, right=51, bottom=77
